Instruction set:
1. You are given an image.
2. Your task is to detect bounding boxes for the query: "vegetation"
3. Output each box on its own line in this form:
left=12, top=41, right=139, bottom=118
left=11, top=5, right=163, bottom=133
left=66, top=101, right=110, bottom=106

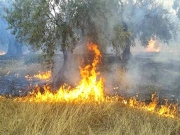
left=5, top=0, right=132, bottom=88
left=1, top=1, right=180, bottom=134
left=5, top=0, right=129, bottom=63
left=0, top=0, right=23, bottom=57
left=5, top=0, right=178, bottom=88
left=0, top=98, right=180, bottom=135
left=5, top=0, right=177, bottom=64
left=121, top=0, right=177, bottom=46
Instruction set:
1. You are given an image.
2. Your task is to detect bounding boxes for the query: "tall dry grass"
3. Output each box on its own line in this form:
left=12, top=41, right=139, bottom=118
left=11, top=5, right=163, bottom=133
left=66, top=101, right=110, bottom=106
left=0, top=98, right=180, bottom=135
left=0, top=59, right=180, bottom=135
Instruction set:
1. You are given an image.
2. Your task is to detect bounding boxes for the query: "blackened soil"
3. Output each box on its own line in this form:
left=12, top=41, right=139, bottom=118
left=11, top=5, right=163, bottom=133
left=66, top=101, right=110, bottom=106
left=122, top=52, right=180, bottom=103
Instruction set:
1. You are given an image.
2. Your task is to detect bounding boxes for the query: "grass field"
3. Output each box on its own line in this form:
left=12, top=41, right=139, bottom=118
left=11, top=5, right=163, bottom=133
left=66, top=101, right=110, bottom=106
left=0, top=54, right=180, bottom=135
left=0, top=98, right=180, bottom=135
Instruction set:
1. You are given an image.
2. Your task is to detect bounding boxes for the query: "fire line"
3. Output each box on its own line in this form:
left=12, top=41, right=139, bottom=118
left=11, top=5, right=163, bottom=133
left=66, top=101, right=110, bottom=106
left=13, top=43, right=178, bottom=118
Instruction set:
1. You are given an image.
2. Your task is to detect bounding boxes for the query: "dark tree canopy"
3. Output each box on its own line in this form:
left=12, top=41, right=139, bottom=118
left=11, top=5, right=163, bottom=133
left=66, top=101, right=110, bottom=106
left=4, top=0, right=179, bottom=88
left=5, top=0, right=130, bottom=65
left=5, top=0, right=178, bottom=64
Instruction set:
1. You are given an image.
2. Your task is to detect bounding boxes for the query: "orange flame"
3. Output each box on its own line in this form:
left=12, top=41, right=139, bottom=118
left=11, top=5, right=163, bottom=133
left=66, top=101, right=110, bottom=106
left=34, top=71, right=51, bottom=80
left=14, top=43, right=178, bottom=118
left=19, top=43, right=104, bottom=102
left=146, top=39, right=161, bottom=52
left=121, top=94, right=178, bottom=118
left=0, top=51, right=6, bottom=55
left=25, top=71, right=51, bottom=81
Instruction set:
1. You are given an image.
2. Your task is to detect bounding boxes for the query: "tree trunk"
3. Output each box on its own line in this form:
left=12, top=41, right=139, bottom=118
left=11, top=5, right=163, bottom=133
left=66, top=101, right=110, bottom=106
left=5, top=37, right=22, bottom=57
left=5, top=38, right=16, bottom=56
left=14, top=41, right=22, bottom=56
left=53, top=49, right=79, bottom=90
left=120, top=39, right=132, bottom=63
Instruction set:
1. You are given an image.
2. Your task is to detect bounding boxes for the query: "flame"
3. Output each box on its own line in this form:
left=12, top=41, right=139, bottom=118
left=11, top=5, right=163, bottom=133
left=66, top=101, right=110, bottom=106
left=0, top=51, right=6, bottom=55
left=14, top=43, right=178, bottom=118
left=121, top=94, right=178, bottom=118
left=18, top=43, right=104, bottom=102
left=146, top=39, right=161, bottom=52
left=25, top=71, right=51, bottom=81
left=34, top=71, right=51, bottom=80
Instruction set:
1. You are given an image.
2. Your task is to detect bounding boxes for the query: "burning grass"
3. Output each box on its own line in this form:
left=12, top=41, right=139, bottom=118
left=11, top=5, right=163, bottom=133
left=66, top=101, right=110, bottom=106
left=11, top=43, right=178, bottom=118
left=1, top=43, right=180, bottom=134
left=0, top=98, right=180, bottom=135
left=16, top=43, right=104, bottom=102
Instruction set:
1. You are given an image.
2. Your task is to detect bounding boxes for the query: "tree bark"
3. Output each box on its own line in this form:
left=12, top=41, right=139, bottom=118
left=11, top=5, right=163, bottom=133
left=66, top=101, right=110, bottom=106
left=5, top=38, right=15, bottom=56
left=14, top=41, right=22, bottom=56
left=5, top=37, right=22, bottom=57
left=53, top=49, right=79, bottom=90
left=121, top=39, right=132, bottom=63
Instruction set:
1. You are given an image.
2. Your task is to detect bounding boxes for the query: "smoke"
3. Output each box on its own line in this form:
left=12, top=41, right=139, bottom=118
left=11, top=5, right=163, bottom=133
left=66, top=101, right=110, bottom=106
left=101, top=0, right=180, bottom=101
left=120, top=40, right=180, bottom=101
left=102, top=40, right=180, bottom=101
left=51, top=0, right=180, bottom=102
left=89, top=0, right=179, bottom=101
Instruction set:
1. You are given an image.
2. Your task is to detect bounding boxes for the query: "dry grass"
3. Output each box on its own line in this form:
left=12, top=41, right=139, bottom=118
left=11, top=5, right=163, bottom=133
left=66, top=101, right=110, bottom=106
left=0, top=58, right=180, bottom=135
left=0, top=98, right=180, bottom=135
left=0, top=59, right=48, bottom=77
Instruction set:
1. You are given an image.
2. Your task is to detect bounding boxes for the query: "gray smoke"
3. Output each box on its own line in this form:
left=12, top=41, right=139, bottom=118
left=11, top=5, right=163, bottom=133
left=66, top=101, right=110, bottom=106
left=104, top=0, right=180, bottom=101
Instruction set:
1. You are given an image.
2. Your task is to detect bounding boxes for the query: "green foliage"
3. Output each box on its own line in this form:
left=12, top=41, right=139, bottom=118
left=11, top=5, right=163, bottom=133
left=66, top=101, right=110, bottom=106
left=5, top=0, right=56, bottom=65
left=5, top=0, right=128, bottom=66
left=5, top=0, right=176, bottom=66
left=112, top=24, right=131, bottom=54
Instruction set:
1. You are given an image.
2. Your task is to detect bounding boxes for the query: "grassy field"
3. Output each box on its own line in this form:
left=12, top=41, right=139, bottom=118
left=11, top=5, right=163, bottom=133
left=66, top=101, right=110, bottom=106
left=0, top=55, right=180, bottom=135
left=0, top=98, right=180, bottom=135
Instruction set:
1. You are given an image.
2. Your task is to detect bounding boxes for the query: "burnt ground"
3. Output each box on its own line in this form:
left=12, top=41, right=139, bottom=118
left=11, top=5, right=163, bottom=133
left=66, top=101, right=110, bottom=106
left=0, top=55, right=50, bottom=96
left=120, top=52, right=180, bottom=103
left=0, top=53, right=180, bottom=104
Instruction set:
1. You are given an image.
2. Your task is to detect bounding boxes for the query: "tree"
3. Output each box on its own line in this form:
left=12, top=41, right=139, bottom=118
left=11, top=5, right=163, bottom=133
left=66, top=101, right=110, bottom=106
left=173, top=0, right=180, bottom=19
left=119, top=0, right=177, bottom=62
left=0, top=18, right=23, bottom=57
left=5, top=0, right=130, bottom=88
left=5, top=36, right=23, bottom=57
left=0, top=17, right=8, bottom=47
left=0, top=0, right=23, bottom=57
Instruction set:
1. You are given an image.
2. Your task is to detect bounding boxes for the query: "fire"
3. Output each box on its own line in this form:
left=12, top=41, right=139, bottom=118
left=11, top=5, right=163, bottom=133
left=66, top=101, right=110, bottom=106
left=0, top=51, right=6, bottom=55
left=25, top=71, right=51, bottom=81
left=18, top=43, right=104, bottom=102
left=14, top=43, right=178, bottom=118
left=121, top=94, right=178, bottom=118
left=146, top=39, right=161, bottom=52
left=34, top=71, right=51, bottom=80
